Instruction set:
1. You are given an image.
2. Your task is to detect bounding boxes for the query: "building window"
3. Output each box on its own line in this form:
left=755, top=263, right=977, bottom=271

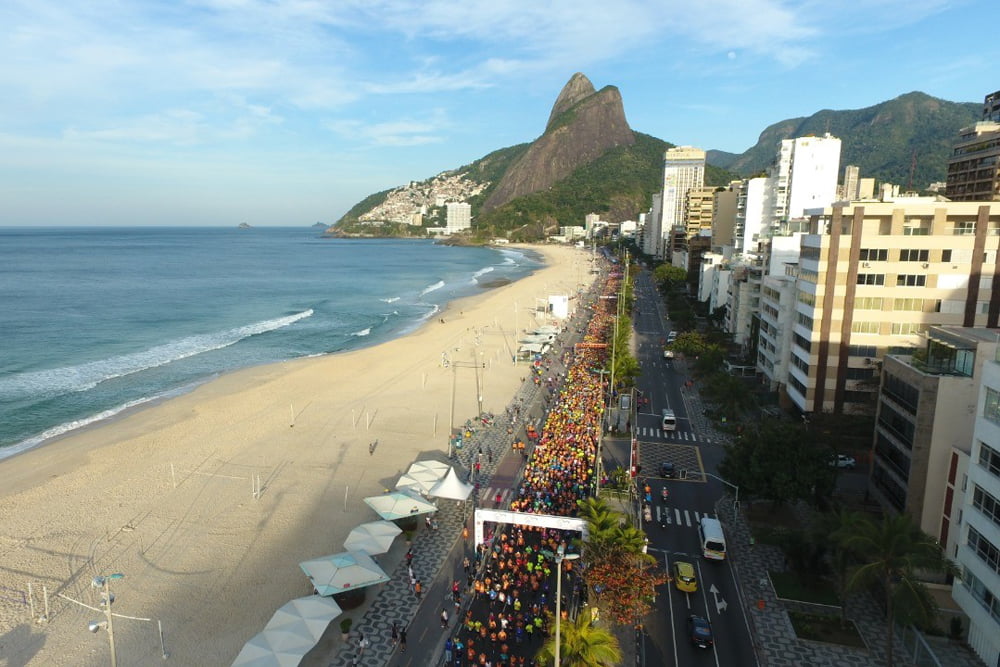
left=954, top=220, right=977, bottom=236
left=899, top=249, right=930, bottom=262
left=973, top=485, right=1000, bottom=529
left=891, top=322, right=926, bottom=335
left=788, top=374, right=807, bottom=397
left=979, top=441, right=1000, bottom=479
left=942, top=249, right=953, bottom=262
left=857, top=273, right=886, bottom=285
left=986, top=388, right=1000, bottom=426
left=796, top=312, right=813, bottom=328
left=852, top=321, right=880, bottom=334
left=961, top=567, right=1000, bottom=625
left=849, top=345, right=877, bottom=357
left=793, top=333, right=812, bottom=353
left=896, top=274, right=926, bottom=287
left=797, top=290, right=816, bottom=307
left=791, top=354, right=810, bottom=374
left=856, top=297, right=884, bottom=309
left=968, top=525, right=1000, bottom=575
left=860, top=248, right=888, bottom=261
left=883, top=373, right=919, bottom=413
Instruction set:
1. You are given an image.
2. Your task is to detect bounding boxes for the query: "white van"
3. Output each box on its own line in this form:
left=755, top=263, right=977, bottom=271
left=699, top=517, right=726, bottom=560
left=662, top=409, right=676, bottom=431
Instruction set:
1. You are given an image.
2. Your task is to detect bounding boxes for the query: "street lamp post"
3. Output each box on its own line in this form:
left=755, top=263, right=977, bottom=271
left=553, top=549, right=580, bottom=667
left=91, top=573, right=123, bottom=667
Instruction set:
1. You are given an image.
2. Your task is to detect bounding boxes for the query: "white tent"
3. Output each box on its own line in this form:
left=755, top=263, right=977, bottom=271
left=427, top=467, right=474, bottom=501
left=299, top=551, right=390, bottom=596
left=395, top=460, right=450, bottom=495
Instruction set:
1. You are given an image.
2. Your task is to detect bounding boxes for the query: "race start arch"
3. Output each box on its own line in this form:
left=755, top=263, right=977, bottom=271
left=473, top=508, right=589, bottom=546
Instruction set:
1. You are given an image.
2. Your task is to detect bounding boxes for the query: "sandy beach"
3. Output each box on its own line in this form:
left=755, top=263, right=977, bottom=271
left=0, top=244, right=594, bottom=666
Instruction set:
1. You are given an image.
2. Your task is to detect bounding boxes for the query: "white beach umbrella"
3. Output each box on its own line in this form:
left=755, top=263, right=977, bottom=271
left=299, top=551, right=390, bottom=597
left=231, top=627, right=314, bottom=667
left=363, top=490, right=438, bottom=521
left=343, top=520, right=402, bottom=555
left=264, top=595, right=342, bottom=643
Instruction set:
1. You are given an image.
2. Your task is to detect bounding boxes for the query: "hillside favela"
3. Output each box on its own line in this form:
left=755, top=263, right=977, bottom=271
left=2, top=10, right=1000, bottom=667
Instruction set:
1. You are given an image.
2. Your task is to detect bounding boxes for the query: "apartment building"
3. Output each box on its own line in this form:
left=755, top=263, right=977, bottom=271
left=757, top=268, right=798, bottom=389
left=952, top=347, right=1000, bottom=666
left=945, top=120, right=1000, bottom=202
left=870, top=327, right=995, bottom=549
left=787, top=201, right=1000, bottom=415
left=684, top=185, right=717, bottom=239
left=445, top=202, right=472, bottom=233
left=735, top=177, right=768, bottom=255
left=712, top=182, right=739, bottom=251
left=768, top=134, right=842, bottom=235
left=661, top=147, right=706, bottom=262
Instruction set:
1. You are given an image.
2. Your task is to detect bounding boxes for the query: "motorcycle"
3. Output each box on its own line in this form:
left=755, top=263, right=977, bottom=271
left=661, top=487, right=670, bottom=502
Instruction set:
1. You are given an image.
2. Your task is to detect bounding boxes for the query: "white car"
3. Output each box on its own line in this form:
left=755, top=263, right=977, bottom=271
left=667, top=331, right=678, bottom=343
left=663, top=349, right=675, bottom=360
left=831, top=454, right=856, bottom=469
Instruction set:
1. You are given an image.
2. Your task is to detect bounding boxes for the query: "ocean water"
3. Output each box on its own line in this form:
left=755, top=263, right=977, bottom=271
left=0, top=227, right=540, bottom=459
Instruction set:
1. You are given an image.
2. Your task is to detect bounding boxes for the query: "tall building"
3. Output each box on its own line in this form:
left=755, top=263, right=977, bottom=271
left=946, top=121, right=1000, bottom=202
left=684, top=186, right=716, bottom=239
left=985, top=89, right=1000, bottom=122
left=784, top=201, right=1000, bottom=415
left=841, top=164, right=860, bottom=201
left=445, top=202, right=472, bottom=233
left=952, top=347, right=1000, bottom=666
left=735, top=177, right=768, bottom=255
left=660, top=147, right=706, bottom=261
left=711, top=183, right=739, bottom=251
left=767, top=134, right=842, bottom=234
left=870, top=327, right=995, bottom=543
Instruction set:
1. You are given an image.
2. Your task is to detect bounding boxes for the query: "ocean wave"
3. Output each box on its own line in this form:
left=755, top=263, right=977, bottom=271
left=0, top=309, right=314, bottom=401
left=379, top=297, right=400, bottom=303
left=0, top=394, right=160, bottom=462
left=352, top=327, right=371, bottom=337
left=419, top=280, right=445, bottom=296
left=472, top=266, right=494, bottom=278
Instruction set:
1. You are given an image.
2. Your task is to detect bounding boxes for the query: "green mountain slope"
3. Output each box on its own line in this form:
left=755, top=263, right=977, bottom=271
left=708, top=91, right=980, bottom=188
left=475, top=133, right=735, bottom=240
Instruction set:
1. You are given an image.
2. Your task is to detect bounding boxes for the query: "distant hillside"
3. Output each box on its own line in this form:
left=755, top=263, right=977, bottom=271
left=707, top=92, right=981, bottom=187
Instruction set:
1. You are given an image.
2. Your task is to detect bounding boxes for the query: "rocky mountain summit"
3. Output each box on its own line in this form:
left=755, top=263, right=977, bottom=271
left=482, top=73, right=635, bottom=211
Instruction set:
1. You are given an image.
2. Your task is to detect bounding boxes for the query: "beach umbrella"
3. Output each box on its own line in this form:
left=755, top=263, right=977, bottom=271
left=394, top=472, right=436, bottom=496
left=428, top=467, right=474, bottom=501
left=343, top=520, right=402, bottom=555
left=231, top=627, right=314, bottom=667
left=263, top=595, right=342, bottom=644
left=407, top=459, right=450, bottom=479
left=299, top=551, right=390, bottom=597
left=363, top=490, right=438, bottom=521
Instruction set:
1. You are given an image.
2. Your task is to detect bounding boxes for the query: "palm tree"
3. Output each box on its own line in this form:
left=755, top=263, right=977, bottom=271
left=536, top=612, right=622, bottom=667
left=835, top=512, right=957, bottom=667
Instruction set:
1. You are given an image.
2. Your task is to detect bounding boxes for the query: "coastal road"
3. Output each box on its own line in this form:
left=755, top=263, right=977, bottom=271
left=628, top=269, right=757, bottom=667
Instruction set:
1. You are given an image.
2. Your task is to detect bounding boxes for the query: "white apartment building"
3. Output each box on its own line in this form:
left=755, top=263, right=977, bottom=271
left=641, top=194, right=663, bottom=257
left=953, top=349, right=1000, bottom=666
left=735, top=177, right=768, bottom=255
left=445, top=202, right=472, bottom=233
left=786, top=201, right=1000, bottom=415
left=660, top=147, right=705, bottom=261
left=768, top=133, right=841, bottom=235
left=757, top=269, right=798, bottom=388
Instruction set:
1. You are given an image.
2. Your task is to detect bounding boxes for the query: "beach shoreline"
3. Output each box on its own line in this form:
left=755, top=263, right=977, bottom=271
left=0, top=243, right=592, bottom=666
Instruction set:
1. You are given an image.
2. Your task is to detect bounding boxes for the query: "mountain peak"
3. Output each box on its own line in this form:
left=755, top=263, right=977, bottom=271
left=546, top=72, right=597, bottom=131
left=482, top=74, right=634, bottom=212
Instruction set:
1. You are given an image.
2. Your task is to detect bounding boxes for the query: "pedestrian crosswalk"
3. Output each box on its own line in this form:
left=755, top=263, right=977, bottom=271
left=636, top=427, right=710, bottom=443
left=650, top=506, right=716, bottom=527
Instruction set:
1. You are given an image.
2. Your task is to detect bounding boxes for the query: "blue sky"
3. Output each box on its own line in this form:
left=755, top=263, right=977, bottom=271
left=1, top=0, right=997, bottom=226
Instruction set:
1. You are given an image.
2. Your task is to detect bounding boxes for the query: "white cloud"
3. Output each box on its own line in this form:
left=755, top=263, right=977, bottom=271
left=326, top=111, right=449, bottom=147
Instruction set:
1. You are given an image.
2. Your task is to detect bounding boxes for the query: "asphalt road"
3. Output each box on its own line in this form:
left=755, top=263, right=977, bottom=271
left=623, top=269, right=759, bottom=667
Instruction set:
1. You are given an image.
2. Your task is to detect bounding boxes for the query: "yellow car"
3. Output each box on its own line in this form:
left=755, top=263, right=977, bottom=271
left=673, top=560, right=698, bottom=593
